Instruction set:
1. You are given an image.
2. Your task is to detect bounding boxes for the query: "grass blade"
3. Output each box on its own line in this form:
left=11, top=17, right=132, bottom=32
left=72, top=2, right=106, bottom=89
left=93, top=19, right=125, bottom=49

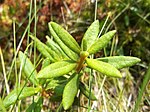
left=133, top=65, right=150, bottom=112
left=79, top=82, right=97, bottom=100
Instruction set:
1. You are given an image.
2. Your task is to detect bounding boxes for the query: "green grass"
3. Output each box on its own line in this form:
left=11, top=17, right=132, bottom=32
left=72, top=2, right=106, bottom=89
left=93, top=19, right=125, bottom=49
left=134, top=65, right=150, bottom=112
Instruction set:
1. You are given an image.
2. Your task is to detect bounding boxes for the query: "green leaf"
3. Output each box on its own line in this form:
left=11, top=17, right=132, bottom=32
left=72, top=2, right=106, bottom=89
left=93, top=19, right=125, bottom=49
left=46, top=35, right=69, bottom=60
left=79, top=82, right=97, bottom=100
left=0, top=97, right=6, bottom=112
left=86, top=58, right=122, bottom=78
left=50, top=82, right=66, bottom=102
left=19, top=51, right=38, bottom=86
left=62, top=73, right=79, bottom=110
left=30, top=35, right=59, bottom=62
left=81, top=20, right=99, bottom=51
left=33, top=97, right=43, bottom=112
left=46, top=77, right=68, bottom=102
left=41, top=58, right=51, bottom=69
left=46, top=76, right=67, bottom=91
left=39, top=58, right=51, bottom=85
left=45, top=77, right=67, bottom=92
left=88, top=30, right=116, bottom=55
left=48, top=22, right=79, bottom=61
left=97, top=56, right=141, bottom=69
left=3, top=87, right=41, bottom=108
left=26, top=97, right=43, bottom=112
left=49, top=22, right=81, bottom=54
left=54, top=84, right=65, bottom=96
left=37, top=60, right=77, bottom=79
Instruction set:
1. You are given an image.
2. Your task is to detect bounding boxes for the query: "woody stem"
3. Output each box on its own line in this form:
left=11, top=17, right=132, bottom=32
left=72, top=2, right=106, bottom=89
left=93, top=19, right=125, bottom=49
left=76, top=51, right=89, bottom=73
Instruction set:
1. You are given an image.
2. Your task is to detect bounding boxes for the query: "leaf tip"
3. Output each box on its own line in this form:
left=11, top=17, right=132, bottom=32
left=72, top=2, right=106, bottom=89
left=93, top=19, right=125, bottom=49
left=136, top=58, right=141, bottom=63
left=94, top=19, right=99, bottom=23
left=114, top=70, right=122, bottom=78
left=111, top=30, right=117, bottom=34
left=36, top=73, right=43, bottom=79
left=117, top=73, right=122, bottom=78
left=48, top=22, right=54, bottom=28
left=49, top=21, right=57, bottom=27
left=111, top=70, right=122, bottom=78
left=63, top=105, right=70, bottom=110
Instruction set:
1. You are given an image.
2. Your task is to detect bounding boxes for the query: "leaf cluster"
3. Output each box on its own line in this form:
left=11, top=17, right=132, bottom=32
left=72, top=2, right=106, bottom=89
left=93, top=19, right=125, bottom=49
left=1, top=20, right=141, bottom=111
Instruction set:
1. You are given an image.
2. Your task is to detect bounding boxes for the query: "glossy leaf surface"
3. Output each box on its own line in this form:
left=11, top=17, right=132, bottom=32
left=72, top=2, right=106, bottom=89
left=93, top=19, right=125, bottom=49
left=81, top=20, right=99, bottom=51
left=88, top=30, right=116, bottom=55
left=19, top=51, right=38, bottom=86
left=37, top=61, right=77, bottom=79
left=62, top=73, right=79, bottom=110
left=3, top=87, right=41, bottom=108
left=79, top=82, right=97, bottom=100
left=49, top=22, right=81, bottom=53
left=49, top=23, right=79, bottom=61
left=86, top=58, right=122, bottom=78
left=97, top=56, right=141, bottom=69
